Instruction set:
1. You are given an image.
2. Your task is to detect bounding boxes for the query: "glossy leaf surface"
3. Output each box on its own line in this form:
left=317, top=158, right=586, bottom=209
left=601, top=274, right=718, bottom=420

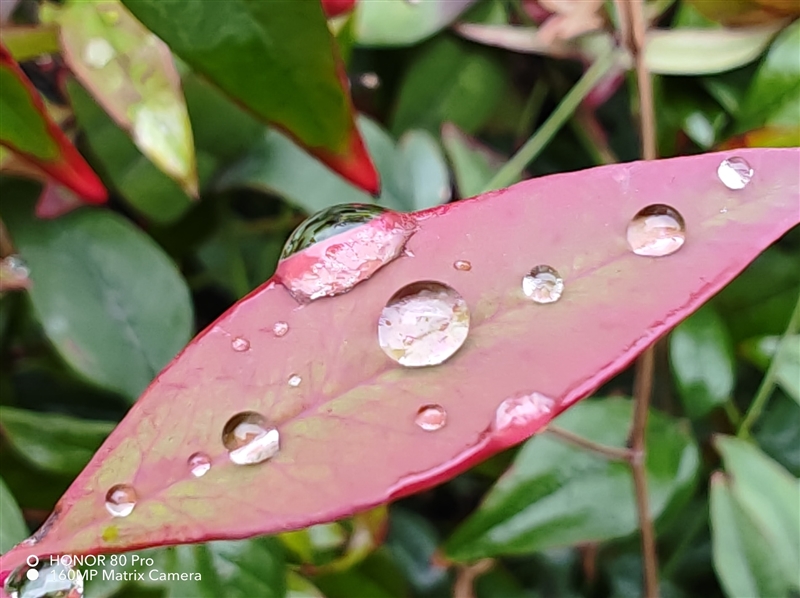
left=354, top=0, right=478, bottom=46
left=120, top=0, right=378, bottom=194
left=0, top=148, right=798, bottom=585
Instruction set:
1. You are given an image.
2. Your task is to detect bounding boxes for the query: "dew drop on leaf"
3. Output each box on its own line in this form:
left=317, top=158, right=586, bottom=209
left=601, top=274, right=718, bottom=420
left=222, top=412, right=280, bottom=465
left=231, top=337, right=250, bottom=352
left=494, top=392, right=555, bottom=431
left=5, top=560, right=83, bottom=598
left=378, top=281, right=470, bottom=367
left=82, top=38, right=116, bottom=69
left=626, top=205, right=686, bottom=257
left=717, top=156, right=753, bottom=190
left=272, top=321, right=289, bottom=337
left=453, top=260, right=472, bottom=271
left=522, top=265, right=564, bottom=303
left=288, top=374, right=302, bottom=387
left=105, top=484, right=137, bottom=518
left=187, top=452, right=212, bottom=477
left=415, top=404, right=447, bottom=431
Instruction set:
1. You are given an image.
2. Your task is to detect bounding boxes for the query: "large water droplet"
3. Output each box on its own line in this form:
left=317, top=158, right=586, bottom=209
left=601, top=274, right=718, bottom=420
left=378, top=281, right=470, bottom=367
left=453, top=260, right=472, bottom=271
left=717, top=157, right=753, bottom=190
left=494, top=392, right=555, bottom=431
left=83, top=38, right=115, bottom=69
left=231, top=337, right=250, bottom=352
left=522, top=265, right=564, bottom=303
left=5, top=561, right=83, bottom=598
left=222, top=412, right=280, bottom=465
left=626, top=205, right=686, bottom=257
left=272, top=321, right=289, bottom=337
left=415, top=405, right=447, bottom=431
left=188, top=452, right=212, bottom=477
left=105, top=484, right=137, bottom=518
left=288, top=374, right=302, bottom=387
left=276, top=204, right=416, bottom=302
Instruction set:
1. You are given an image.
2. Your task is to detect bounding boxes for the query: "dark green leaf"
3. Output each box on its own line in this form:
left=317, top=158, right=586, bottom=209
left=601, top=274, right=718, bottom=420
left=386, top=508, right=449, bottom=593
left=0, top=407, right=114, bottom=475
left=740, top=334, right=800, bottom=404
left=754, top=395, right=800, bottom=476
left=669, top=305, right=736, bottom=418
left=0, top=476, right=27, bottom=553
left=313, top=550, right=407, bottom=598
left=392, top=37, right=505, bottom=136
left=441, top=123, right=510, bottom=199
left=444, top=398, right=699, bottom=560
left=2, top=181, right=193, bottom=401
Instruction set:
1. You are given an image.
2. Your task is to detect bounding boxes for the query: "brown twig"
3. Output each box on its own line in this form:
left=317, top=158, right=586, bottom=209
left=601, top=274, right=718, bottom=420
left=546, top=425, right=631, bottom=461
left=453, top=559, right=494, bottom=598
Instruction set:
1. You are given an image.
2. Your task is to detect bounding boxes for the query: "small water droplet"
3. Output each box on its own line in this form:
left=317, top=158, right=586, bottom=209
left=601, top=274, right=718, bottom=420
left=453, top=260, right=472, bottom=271
left=1, top=254, right=31, bottom=290
left=5, top=561, right=83, bottom=598
left=188, top=452, right=211, bottom=477
left=522, top=265, right=563, bottom=303
left=626, top=204, right=686, bottom=257
left=494, top=392, right=555, bottom=431
left=231, top=337, right=250, bottom=352
left=83, top=37, right=116, bottom=69
left=378, top=281, right=470, bottom=367
left=222, top=412, right=280, bottom=465
left=105, top=484, right=137, bottom=518
left=272, top=321, right=289, bottom=337
left=720, top=207, right=728, bottom=214
left=415, top=404, right=447, bottom=431
left=287, top=374, right=302, bottom=387
left=717, top=156, right=753, bottom=190
left=358, top=72, right=380, bottom=90
left=276, top=204, right=416, bottom=301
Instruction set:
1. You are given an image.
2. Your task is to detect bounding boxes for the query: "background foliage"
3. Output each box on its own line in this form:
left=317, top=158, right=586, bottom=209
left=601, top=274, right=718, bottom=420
left=0, top=0, right=798, bottom=597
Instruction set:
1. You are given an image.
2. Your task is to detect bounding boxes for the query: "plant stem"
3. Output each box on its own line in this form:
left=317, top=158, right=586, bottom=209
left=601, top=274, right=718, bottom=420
left=483, top=49, right=618, bottom=192
left=738, top=292, right=800, bottom=437
left=547, top=425, right=631, bottom=461
left=515, top=79, right=548, bottom=145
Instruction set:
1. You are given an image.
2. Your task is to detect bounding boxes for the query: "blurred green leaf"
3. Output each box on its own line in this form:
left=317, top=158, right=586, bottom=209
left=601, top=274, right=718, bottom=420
left=670, top=305, right=736, bottom=418
left=737, top=20, right=800, bottom=131
left=0, top=407, right=113, bottom=475
left=444, top=398, right=699, bottom=560
left=441, top=123, right=510, bottom=199
left=2, top=180, right=193, bottom=401
left=386, top=508, right=449, bottom=594
left=397, top=130, right=451, bottom=211
left=286, top=571, right=324, bottom=598
left=313, top=550, right=407, bottom=598
left=68, top=80, right=193, bottom=224
left=392, top=37, right=505, bottom=136
left=57, top=0, right=198, bottom=197
left=354, top=0, right=478, bottom=46
left=0, top=25, right=60, bottom=62
left=741, top=334, right=800, bottom=404
left=754, top=395, right=800, bottom=476
left=0, top=476, right=27, bottom=553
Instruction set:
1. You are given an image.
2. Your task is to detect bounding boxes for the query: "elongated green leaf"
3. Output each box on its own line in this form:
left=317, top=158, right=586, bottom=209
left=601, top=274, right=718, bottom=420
left=120, top=0, right=378, bottom=193
left=670, top=305, right=735, bottom=417
left=441, top=123, right=512, bottom=199
left=68, top=80, right=192, bottom=224
left=741, top=334, right=800, bottom=404
left=397, top=131, right=451, bottom=211
left=1, top=180, right=193, bottom=401
left=57, top=0, right=198, bottom=196
left=354, top=0, right=478, bottom=46
left=444, top=398, right=699, bottom=560
left=0, top=478, right=27, bottom=554
left=0, top=407, right=114, bottom=475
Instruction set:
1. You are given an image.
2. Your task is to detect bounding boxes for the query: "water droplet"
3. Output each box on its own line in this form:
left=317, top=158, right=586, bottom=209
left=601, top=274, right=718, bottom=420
left=5, top=560, right=83, bottom=598
left=522, top=265, right=564, bottom=303
left=188, top=452, right=211, bottom=477
left=276, top=204, right=416, bottom=301
left=288, top=374, right=302, bottom=387
left=378, top=281, right=470, bottom=367
left=453, top=260, right=472, bottom=271
left=222, top=412, right=280, bottom=465
left=358, top=72, right=380, bottom=90
left=231, top=337, right=250, bottom=352
left=415, top=404, right=447, bottom=431
left=626, top=204, right=686, bottom=257
left=494, top=392, right=555, bottom=431
left=717, top=156, right=753, bottom=190
left=83, top=37, right=116, bottom=69
left=105, top=484, right=137, bottom=518
left=272, top=321, right=289, bottom=337
left=1, top=254, right=31, bottom=289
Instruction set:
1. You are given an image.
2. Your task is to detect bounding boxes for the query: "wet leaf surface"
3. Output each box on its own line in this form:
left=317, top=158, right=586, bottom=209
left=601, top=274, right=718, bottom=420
left=0, top=148, right=798, bottom=586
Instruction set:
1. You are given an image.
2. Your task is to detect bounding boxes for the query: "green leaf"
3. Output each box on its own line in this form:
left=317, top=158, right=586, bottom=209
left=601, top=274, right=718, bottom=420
left=669, top=305, right=736, bottom=418
left=0, top=407, right=114, bottom=475
left=386, top=508, right=449, bottom=594
left=0, top=477, right=27, bottom=553
left=714, top=435, right=800, bottom=590
left=737, top=20, right=800, bottom=131
left=710, top=473, right=790, bottom=598
left=441, top=123, right=511, bottom=199
left=0, top=25, right=60, bottom=62
left=313, top=551, right=407, bottom=598
left=1, top=180, right=193, bottom=401
left=354, top=0, right=478, bottom=46
left=754, top=395, right=800, bottom=476
left=444, top=398, right=699, bottom=560
left=397, top=130, right=451, bottom=211
left=68, top=80, right=193, bottom=224
left=56, top=0, right=199, bottom=197
left=741, top=334, right=800, bottom=404
left=392, top=37, right=506, bottom=136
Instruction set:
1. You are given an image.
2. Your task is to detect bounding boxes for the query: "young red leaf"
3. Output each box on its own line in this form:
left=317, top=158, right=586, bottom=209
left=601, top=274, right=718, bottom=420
left=322, top=0, right=356, bottom=18
left=0, top=43, right=107, bottom=204
left=1, top=148, right=798, bottom=588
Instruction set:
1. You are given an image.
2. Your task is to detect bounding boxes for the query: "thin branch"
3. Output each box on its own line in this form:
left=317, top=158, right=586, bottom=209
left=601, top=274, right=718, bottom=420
left=453, top=559, right=494, bottom=598
left=546, top=425, right=631, bottom=461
